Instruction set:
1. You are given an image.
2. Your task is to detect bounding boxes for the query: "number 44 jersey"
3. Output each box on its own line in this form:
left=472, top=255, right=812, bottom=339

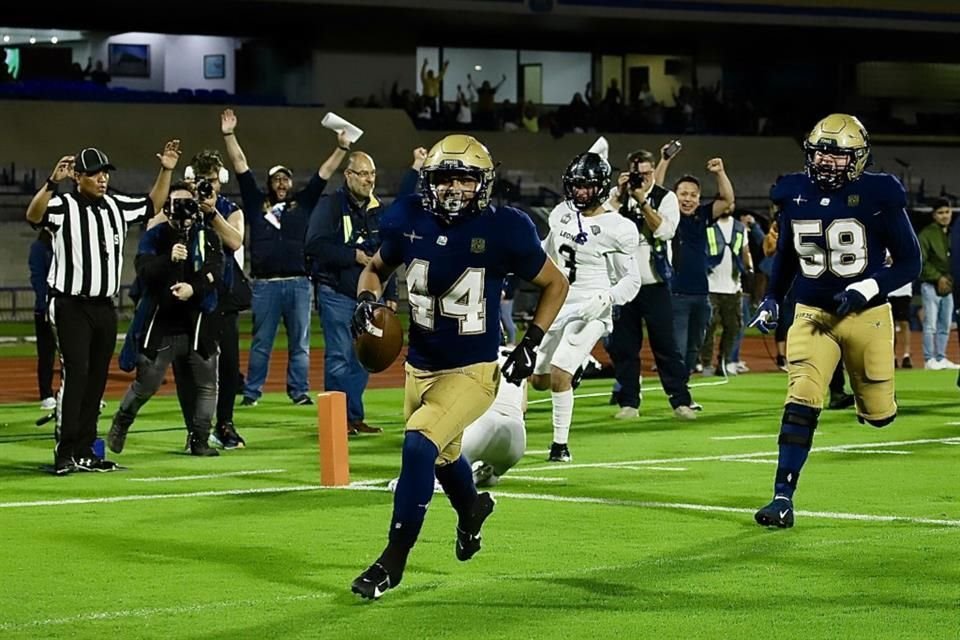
left=769, top=171, right=921, bottom=313
left=379, top=195, right=548, bottom=371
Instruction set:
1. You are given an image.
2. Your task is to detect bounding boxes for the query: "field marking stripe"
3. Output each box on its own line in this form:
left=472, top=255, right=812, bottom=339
left=521, top=436, right=960, bottom=472
left=0, top=485, right=322, bottom=509
left=488, top=491, right=960, bottom=527
left=723, top=459, right=779, bottom=464
left=838, top=450, right=912, bottom=455
left=0, top=593, right=334, bottom=632
left=128, top=469, right=287, bottom=482
left=710, top=434, right=773, bottom=441
left=527, top=378, right=730, bottom=405
left=500, top=475, right=567, bottom=482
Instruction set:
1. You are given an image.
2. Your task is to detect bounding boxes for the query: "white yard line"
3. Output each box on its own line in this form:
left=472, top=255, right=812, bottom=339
left=835, top=450, right=912, bottom=455
left=0, top=593, right=334, bottom=632
left=722, top=459, right=778, bottom=465
left=527, top=378, right=730, bottom=405
left=500, top=475, right=567, bottom=482
left=0, top=485, right=321, bottom=509
left=710, top=434, right=775, bottom=441
left=128, top=469, right=287, bottom=482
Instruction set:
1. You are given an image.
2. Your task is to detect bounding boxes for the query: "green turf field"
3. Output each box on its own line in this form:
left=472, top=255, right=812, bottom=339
left=1, top=370, right=958, bottom=639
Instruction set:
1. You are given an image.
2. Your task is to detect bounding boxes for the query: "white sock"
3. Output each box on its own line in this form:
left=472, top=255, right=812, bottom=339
left=552, top=389, right=573, bottom=445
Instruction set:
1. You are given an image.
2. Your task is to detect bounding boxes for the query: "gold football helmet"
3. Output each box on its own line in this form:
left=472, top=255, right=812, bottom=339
left=804, top=113, right=870, bottom=191
left=420, top=134, right=496, bottom=222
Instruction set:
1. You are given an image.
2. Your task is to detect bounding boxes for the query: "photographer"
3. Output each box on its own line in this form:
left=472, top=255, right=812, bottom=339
left=108, top=183, right=225, bottom=457
left=605, top=149, right=698, bottom=420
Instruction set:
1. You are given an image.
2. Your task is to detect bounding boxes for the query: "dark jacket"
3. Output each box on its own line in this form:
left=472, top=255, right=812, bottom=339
left=304, top=169, right=419, bottom=300
left=237, top=169, right=327, bottom=279
left=126, top=222, right=223, bottom=363
left=28, top=230, right=53, bottom=313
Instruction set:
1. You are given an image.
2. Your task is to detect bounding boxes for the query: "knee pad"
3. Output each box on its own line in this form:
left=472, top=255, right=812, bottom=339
left=858, top=413, right=896, bottom=428
left=778, top=403, right=820, bottom=447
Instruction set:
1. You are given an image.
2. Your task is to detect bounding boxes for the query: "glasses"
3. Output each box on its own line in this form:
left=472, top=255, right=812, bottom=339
left=346, top=169, right=376, bottom=179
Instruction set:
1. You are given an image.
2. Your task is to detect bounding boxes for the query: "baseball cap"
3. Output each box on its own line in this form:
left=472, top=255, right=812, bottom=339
left=75, top=148, right=116, bottom=174
left=267, top=165, right=293, bottom=180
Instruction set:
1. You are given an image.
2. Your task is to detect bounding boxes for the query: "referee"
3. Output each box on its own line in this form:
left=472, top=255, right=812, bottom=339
left=26, top=141, right=182, bottom=474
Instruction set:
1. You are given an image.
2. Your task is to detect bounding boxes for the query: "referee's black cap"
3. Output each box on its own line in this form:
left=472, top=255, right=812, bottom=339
left=75, top=148, right=117, bottom=174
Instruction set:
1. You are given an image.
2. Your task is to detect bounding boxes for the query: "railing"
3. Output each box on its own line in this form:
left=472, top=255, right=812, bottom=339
left=0, top=286, right=137, bottom=321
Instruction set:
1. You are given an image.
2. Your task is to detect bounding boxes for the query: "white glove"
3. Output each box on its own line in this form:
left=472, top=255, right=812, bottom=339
left=580, top=291, right=613, bottom=322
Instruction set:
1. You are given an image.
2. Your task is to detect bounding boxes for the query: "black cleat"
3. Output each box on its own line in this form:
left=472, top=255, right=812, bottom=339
left=75, top=456, right=120, bottom=472
left=755, top=496, right=795, bottom=529
left=456, top=492, right=496, bottom=561
left=107, top=413, right=131, bottom=454
left=351, top=562, right=394, bottom=600
left=547, top=442, right=572, bottom=463
left=211, top=422, right=246, bottom=449
left=53, top=457, right=77, bottom=476
left=188, top=435, right=219, bottom=457
left=828, top=392, right=855, bottom=410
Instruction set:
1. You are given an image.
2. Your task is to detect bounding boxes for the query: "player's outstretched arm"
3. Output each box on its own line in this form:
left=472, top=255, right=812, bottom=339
left=220, top=109, right=249, bottom=175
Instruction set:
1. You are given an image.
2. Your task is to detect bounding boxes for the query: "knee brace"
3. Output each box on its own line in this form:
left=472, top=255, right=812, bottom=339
left=858, top=413, right=896, bottom=428
left=777, top=403, right=820, bottom=448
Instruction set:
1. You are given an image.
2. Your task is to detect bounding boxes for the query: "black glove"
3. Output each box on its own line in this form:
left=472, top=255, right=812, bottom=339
left=833, top=289, right=867, bottom=317
left=352, top=290, right=379, bottom=338
left=501, top=324, right=544, bottom=386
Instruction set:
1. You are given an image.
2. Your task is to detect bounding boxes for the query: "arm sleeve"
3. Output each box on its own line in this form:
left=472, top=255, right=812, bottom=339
left=188, top=233, right=223, bottom=300
left=917, top=229, right=938, bottom=283
left=873, top=210, right=921, bottom=297
left=112, top=192, right=154, bottom=223
left=377, top=200, right=407, bottom=267
left=135, top=227, right=173, bottom=289
left=236, top=170, right=265, bottom=214
left=505, top=209, right=548, bottom=282
left=397, top=169, right=420, bottom=197
left=608, top=224, right=642, bottom=304
left=765, top=212, right=798, bottom=303
left=652, top=191, right=679, bottom=241
left=383, top=274, right=399, bottom=302
left=295, top=173, right=329, bottom=212
left=41, top=195, right=67, bottom=231
left=303, top=196, right=356, bottom=268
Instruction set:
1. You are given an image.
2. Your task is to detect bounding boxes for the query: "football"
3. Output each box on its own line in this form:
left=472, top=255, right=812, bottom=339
left=354, top=306, right=404, bottom=373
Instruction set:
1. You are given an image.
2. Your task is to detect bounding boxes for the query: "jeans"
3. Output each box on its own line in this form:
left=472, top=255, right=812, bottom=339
left=730, top=294, right=752, bottom=364
left=500, top=298, right=517, bottom=345
left=921, top=282, right=953, bottom=361
left=316, top=284, right=369, bottom=423
left=244, top=277, right=312, bottom=400
left=118, top=333, right=218, bottom=438
left=671, top=293, right=711, bottom=372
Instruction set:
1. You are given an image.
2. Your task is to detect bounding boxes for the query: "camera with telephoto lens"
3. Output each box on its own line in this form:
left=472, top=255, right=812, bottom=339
left=169, top=196, right=200, bottom=232
left=195, top=178, right=215, bottom=201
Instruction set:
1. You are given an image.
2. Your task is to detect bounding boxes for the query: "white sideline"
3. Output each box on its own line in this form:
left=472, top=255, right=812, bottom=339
left=0, top=485, right=320, bottom=509
left=128, top=469, right=287, bottom=482
left=527, top=378, right=730, bottom=405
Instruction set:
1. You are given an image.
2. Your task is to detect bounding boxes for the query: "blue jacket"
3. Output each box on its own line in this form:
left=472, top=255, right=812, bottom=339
left=237, top=169, right=327, bottom=279
left=304, top=169, right=419, bottom=300
left=28, top=231, right=53, bottom=313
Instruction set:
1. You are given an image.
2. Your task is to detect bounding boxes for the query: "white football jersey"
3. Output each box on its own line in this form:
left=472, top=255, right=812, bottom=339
left=544, top=202, right=641, bottom=306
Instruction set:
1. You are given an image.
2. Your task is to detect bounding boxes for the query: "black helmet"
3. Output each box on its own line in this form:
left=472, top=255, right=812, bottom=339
left=562, top=152, right=611, bottom=212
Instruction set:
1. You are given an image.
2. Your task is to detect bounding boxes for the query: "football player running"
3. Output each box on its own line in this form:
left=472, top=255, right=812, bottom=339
left=750, top=114, right=921, bottom=528
left=533, top=152, right=642, bottom=463
left=350, top=135, right=568, bottom=599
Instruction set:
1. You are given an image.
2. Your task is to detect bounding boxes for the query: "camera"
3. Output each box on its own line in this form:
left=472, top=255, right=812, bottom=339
left=170, top=196, right=200, bottom=224
left=195, top=178, right=215, bottom=201
left=627, top=172, right=646, bottom=191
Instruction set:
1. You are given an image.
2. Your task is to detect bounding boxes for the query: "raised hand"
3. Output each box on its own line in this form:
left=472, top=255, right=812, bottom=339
left=412, top=147, right=428, bottom=170
left=157, top=139, right=182, bottom=170
left=221, top=109, right=237, bottom=135
left=706, top=157, right=725, bottom=174
left=50, top=155, right=75, bottom=183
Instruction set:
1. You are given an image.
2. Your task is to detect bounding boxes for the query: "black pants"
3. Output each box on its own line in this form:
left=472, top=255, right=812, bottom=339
left=609, top=282, right=692, bottom=409
left=34, top=310, right=56, bottom=399
left=176, top=310, right=237, bottom=427
left=50, top=296, right=116, bottom=462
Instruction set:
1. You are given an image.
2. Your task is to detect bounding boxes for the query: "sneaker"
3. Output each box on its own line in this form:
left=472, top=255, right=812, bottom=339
left=689, top=402, right=704, bottom=412
left=614, top=406, right=639, bottom=420
left=938, top=358, right=960, bottom=370
left=724, top=362, right=739, bottom=376
left=736, top=361, right=750, bottom=373
left=925, top=359, right=944, bottom=370
left=351, top=562, right=395, bottom=600
left=292, top=394, right=314, bottom=405
left=53, top=457, right=77, bottom=476
left=755, top=496, right=795, bottom=528
left=211, top=422, right=246, bottom=449
left=239, top=396, right=258, bottom=407
left=188, top=435, right=219, bottom=457
left=776, top=355, right=788, bottom=372
left=40, top=397, right=57, bottom=411
left=547, top=442, right=572, bottom=462
left=456, top=492, right=496, bottom=561
left=107, top=413, right=131, bottom=454
left=471, top=460, right=498, bottom=488
left=694, top=363, right=703, bottom=373
left=348, top=420, right=383, bottom=434
left=901, top=356, right=913, bottom=369
left=673, top=405, right=698, bottom=420
left=75, top=456, right=120, bottom=472
left=828, top=392, right=855, bottom=410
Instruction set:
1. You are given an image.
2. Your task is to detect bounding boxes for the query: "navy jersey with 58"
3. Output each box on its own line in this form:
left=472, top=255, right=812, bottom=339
left=769, top=171, right=921, bottom=312
left=379, top=194, right=547, bottom=371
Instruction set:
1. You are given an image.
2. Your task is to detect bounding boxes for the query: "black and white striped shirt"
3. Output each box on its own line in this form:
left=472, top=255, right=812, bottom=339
left=42, top=191, right=154, bottom=298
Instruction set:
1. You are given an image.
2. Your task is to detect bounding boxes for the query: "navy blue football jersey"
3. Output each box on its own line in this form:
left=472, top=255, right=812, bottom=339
left=768, top=171, right=921, bottom=312
left=379, top=195, right=547, bottom=371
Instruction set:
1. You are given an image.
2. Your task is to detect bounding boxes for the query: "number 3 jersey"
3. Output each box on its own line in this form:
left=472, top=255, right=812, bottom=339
left=768, top=172, right=921, bottom=313
left=543, top=202, right=642, bottom=327
left=379, top=195, right=548, bottom=371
